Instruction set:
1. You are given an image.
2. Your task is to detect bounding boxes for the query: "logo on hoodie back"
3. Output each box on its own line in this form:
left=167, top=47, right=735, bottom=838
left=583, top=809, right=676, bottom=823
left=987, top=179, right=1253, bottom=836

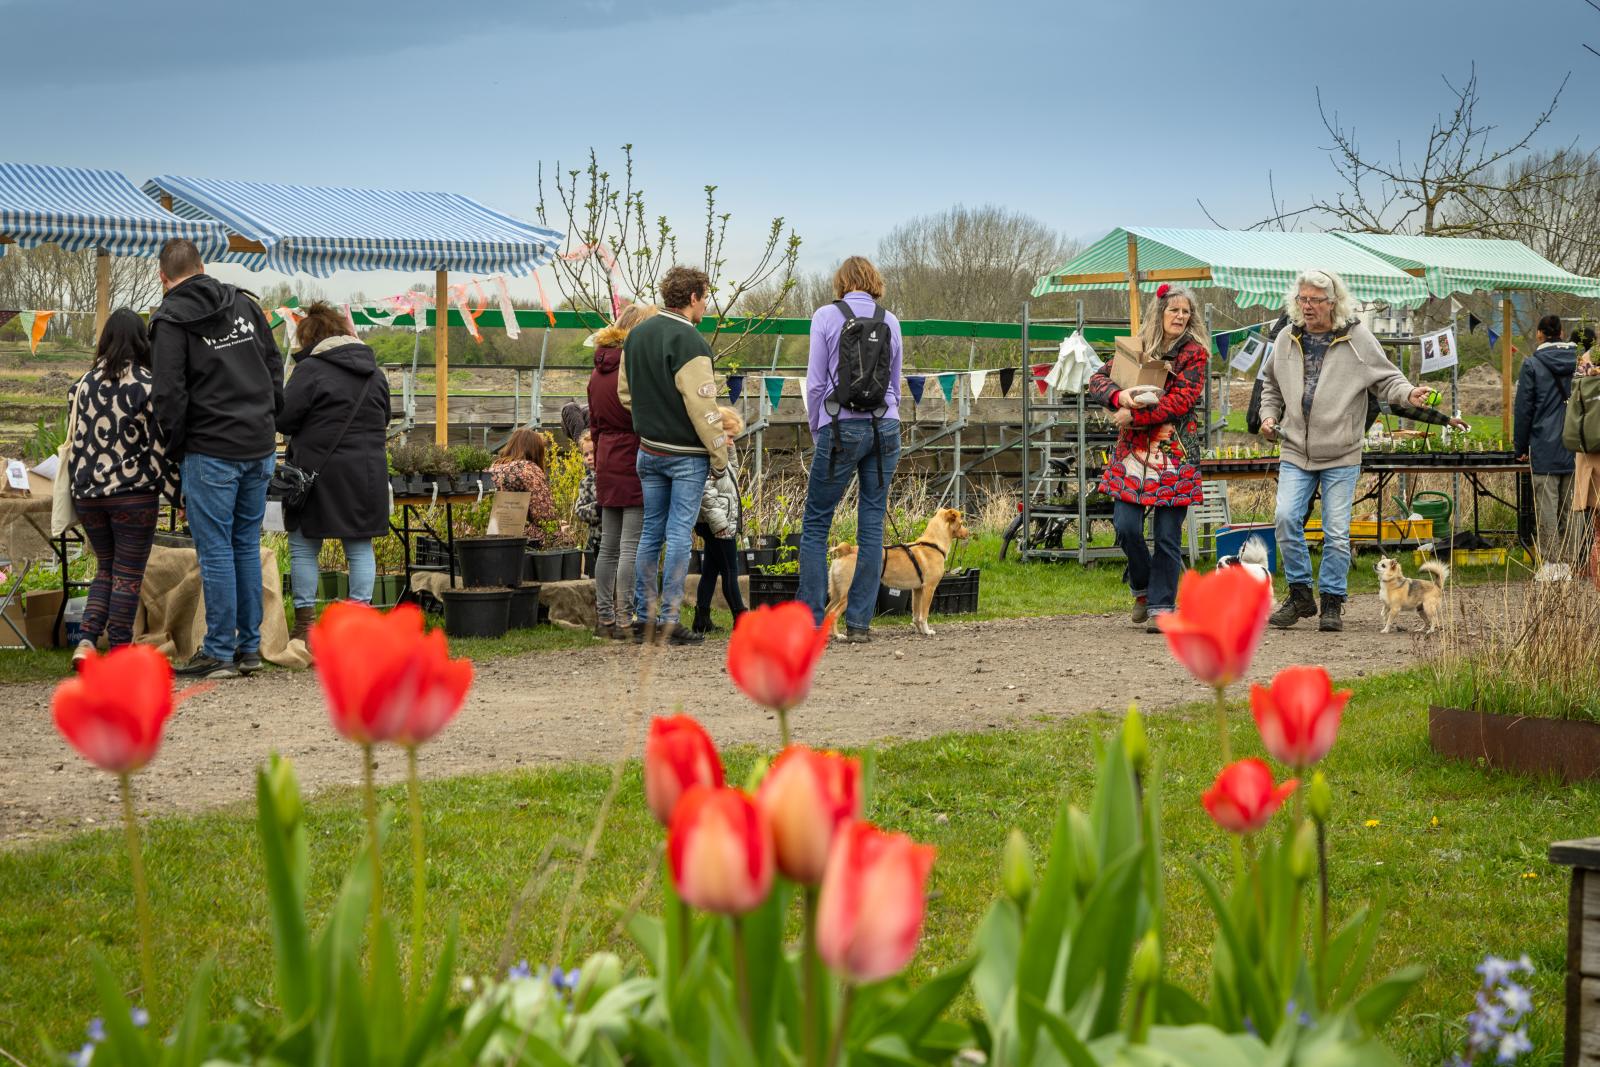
left=203, top=314, right=258, bottom=350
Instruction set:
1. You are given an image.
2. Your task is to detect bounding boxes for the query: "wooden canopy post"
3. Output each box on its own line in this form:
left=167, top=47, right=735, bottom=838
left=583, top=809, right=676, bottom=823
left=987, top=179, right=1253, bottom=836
left=1501, top=295, right=1514, bottom=443
left=1126, top=232, right=1141, bottom=335
left=93, top=249, right=110, bottom=342
left=435, top=270, right=450, bottom=445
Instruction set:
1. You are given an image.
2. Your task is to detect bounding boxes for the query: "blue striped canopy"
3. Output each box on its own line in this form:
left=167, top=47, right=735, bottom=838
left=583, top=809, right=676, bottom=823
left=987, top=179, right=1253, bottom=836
left=0, top=162, right=228, bottom=258
left=143, top=174, right=565, bottom=278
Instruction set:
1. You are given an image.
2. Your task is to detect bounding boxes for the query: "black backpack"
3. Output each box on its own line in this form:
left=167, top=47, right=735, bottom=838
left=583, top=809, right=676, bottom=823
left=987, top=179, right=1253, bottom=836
left=825, top=300, right=893, bottom=481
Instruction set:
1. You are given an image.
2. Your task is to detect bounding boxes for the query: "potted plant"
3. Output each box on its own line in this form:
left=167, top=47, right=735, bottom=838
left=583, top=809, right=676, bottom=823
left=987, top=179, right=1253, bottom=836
left=416, top=443, right=460, bottom=495
left=747, top=557, right=800, bottom=607
left=387, top=441, right=427, bottom=496
left=450, top=444, right=495, bottom=494
left=440, top=586, right=512, bottom=638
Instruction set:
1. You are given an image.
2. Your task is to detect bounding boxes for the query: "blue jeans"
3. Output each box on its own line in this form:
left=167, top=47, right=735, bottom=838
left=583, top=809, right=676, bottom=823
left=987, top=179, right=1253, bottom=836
left=1112, top=501, right=1188, bottom=613
left=288, top=530, right=375, bottom=609
left=632, top=451, right=709, bottom=625
left=799, top=418, right=902, bottom=630
left=182, top=452, right=275, bottom=660
left=1275, top=461, right=1361, bottom=596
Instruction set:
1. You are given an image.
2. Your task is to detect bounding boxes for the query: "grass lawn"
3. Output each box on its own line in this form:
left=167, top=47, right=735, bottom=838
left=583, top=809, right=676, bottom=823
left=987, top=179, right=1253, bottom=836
left=0, top=669, right=1583, bottom=1064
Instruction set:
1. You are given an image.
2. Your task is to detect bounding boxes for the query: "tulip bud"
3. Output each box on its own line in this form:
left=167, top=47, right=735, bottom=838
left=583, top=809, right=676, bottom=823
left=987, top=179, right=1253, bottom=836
left=1130, top=929, right=1162, bottom=988
left=1122, top=704, right=1149, bottom=775
left=574, top=951, right=622, bottom=1011
left=1307, top=772, right=1332, bottom=825
left=1002, top=828, right=1033, bottom=904
left=1289, top=819, right=1317, bottom=883
left=1067, top=806, right=1098, bottom=895
left=267, top=753, right=303, bottom=832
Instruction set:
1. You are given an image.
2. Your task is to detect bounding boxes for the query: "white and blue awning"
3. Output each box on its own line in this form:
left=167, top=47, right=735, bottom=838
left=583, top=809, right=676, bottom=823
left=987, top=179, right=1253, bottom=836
left=142, top=174, right=565, bottom=278
left=0, top=162, right=229, bottom=258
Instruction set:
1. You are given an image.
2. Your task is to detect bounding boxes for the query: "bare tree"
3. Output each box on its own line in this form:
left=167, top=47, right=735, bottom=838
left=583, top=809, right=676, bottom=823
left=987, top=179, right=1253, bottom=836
left=1452, top=147, right=1600, bottom=276
left=535, top=145, right=801, bottom=362
left=0, top=246, right=163, bottom=344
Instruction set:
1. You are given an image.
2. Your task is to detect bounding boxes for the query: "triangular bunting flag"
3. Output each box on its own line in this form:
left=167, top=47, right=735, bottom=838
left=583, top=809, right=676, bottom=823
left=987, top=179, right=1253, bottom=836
left=1032, top=362, right=1052, bottom=396
left=493, top=275, right=522, bottom=340
left=1486, top=325, right=1498, bottom=348
left=1216, top=333, right=1231, bottom=361
left=1450, top=297, right=1463, bottom=317
left=938, top=373, right=956, bottom=403
left=1468, top=313, right=1481, bottom=334
left=905, top=375, right=926, bottom=405
left=726, top=374, right=745, bottom=405
left=998, top=367, right=1016, bottom=397
left=21, top=311, right=53, bottom=355
left=969, top=369, right=989, bottom=398
left=764, top=375, right=785, bottom=410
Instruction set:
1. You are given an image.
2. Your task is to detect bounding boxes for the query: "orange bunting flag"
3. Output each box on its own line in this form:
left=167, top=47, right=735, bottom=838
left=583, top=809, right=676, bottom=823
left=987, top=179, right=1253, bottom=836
left=21, top=311, right=54, bottom=355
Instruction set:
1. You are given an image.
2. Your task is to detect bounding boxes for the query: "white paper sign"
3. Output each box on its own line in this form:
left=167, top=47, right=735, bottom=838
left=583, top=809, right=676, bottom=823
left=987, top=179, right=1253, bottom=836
left=1231, top=334, right=1265, bottom=373
left=1420, top=327, right=1458, bottom=374
left=1255, top=342, right=1276, bottom=381
left=5, top=460, right=30, bottom=490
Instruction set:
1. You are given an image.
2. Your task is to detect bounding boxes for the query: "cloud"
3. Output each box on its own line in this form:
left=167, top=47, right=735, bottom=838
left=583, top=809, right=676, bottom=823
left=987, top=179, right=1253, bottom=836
left=0, top=0, right=761, bottom=87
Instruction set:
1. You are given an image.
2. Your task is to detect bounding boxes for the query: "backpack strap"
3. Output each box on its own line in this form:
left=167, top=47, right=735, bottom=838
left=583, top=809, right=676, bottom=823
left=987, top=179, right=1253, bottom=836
left=832, top=299, right=857, bottom=324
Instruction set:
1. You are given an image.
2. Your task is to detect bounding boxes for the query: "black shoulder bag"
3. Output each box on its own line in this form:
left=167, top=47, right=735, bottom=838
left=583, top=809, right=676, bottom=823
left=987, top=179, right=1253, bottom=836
left=270, top=374, right=376, bottom=511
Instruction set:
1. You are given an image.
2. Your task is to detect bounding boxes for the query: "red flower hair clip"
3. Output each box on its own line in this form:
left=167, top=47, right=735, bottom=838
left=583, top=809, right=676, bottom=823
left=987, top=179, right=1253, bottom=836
left=1156, top=283, right=1172, bottom=299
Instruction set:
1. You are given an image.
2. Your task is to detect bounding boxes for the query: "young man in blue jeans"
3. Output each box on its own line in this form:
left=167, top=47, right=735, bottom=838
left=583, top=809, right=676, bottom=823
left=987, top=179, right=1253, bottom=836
left=150, top=239, right=284, bottom=678
left=618, top=265, right=729, bottom=645
left=799, top=257, right=904, bottom=641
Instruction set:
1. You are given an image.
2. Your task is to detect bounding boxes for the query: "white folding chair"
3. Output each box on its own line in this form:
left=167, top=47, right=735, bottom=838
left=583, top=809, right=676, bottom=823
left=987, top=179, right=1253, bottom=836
left=1185, top=480, right=1232, bottom=568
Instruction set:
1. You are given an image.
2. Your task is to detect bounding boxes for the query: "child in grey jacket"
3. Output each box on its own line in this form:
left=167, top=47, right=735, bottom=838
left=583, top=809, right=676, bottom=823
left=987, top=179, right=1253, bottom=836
left=692, top=407, right=746, bottom=633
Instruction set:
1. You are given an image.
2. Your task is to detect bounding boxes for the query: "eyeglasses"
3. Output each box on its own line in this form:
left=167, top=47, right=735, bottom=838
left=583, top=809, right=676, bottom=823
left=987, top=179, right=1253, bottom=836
left=1296, top=296, right=1331, bottom=306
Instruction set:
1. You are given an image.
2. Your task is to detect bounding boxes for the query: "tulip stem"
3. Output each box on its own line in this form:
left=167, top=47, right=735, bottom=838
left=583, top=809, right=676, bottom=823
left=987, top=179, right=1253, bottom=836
left=1212, top=686, right=1231, bottom=762
left=407, top=746, right=426, bottom=1004
left=362, top=743, right=383, bottom=928
left=119, top=773, right=158, bottom=1017
left=803, top=887, right=821, bottom=1067
left=731, top=917, right=754, bottom=1043
left=777, top=707, right=791, bottom=748
left=1315, top=820, right=1329, bottom=1009
left=826, top=984, right=854, bottom=1067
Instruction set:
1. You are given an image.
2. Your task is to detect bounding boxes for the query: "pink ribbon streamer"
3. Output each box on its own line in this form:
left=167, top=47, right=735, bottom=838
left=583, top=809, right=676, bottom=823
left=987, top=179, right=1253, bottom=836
left=492, top=275, right=522, bottom=340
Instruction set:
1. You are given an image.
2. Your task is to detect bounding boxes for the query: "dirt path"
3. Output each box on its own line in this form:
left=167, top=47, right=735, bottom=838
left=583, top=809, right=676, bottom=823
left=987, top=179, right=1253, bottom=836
left=2, top=594, right=1459, bottom=845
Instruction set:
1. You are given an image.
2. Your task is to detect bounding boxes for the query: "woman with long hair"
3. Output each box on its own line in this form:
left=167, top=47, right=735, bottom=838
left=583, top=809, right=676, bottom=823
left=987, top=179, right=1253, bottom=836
left=490, top=428, right=558, bottom=544
left=1086, top=284, right=1210, bottom=631
left=275, top=302, right=392, bottom=642
left=586, top=302, right=658, bottom=638
left=66, top=308, right=176, bottom=668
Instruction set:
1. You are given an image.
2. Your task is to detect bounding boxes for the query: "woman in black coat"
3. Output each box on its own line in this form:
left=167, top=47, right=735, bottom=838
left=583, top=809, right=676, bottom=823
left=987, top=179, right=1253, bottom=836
left=275, top=302, right=392, bottom=640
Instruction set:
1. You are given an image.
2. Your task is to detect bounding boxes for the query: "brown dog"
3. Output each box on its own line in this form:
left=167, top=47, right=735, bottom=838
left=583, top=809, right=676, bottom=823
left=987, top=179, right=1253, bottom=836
left=827, top=507, right=971, bottom=636
left=1375, top=556, right=1449, bottom=634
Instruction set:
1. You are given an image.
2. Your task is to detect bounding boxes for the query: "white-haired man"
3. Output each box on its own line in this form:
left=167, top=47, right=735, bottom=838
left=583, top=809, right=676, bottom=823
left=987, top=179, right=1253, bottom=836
left=1258, top=269, right=1434, bottom=632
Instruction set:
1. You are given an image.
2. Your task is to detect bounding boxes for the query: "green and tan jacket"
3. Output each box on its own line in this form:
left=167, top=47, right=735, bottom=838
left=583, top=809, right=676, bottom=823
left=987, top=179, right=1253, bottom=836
left=617, top=311, right=729, bottom=474
left=1259, top=320, right=1413, bottom=471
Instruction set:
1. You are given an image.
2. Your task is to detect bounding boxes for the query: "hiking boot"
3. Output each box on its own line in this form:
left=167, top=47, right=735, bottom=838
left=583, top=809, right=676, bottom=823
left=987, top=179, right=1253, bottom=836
left=174, top=652, right=239, bottom=680
left=843, top=627, right=872, bottom=644
left=1318, top=593, right=1345, bottom=632
left=1130, top=596, right=1149, bottom=624
left=606, top=621, right=630, bottom=641
left=631, top=620, right=648, bottom=645
left=1269, top=584, right=1317, bottom=629
left=290, top=606, right=315, bottom=644
left=234, top=650, right=263, bottom=675
left=665, top=623, right=704, bottom=646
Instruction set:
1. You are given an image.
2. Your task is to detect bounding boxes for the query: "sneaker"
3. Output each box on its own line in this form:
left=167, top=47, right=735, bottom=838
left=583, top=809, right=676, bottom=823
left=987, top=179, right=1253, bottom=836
left=234, top=650, right=263, bottom=675
left=843, top=627, right=872, bottom=644
left=174, top=652, right=239, bottom=679
left=1130, top=596, right=1149, bottom=624
left=665, top=624, right=705, bottom=646
left=71, top=638, right=95, bottom=673
left=1318, top=593, right=1345, bottom=633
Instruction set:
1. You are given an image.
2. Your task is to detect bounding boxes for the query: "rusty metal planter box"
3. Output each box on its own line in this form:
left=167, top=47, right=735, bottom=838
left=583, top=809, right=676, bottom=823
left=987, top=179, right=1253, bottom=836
left=1430, top=705, right=1600, bottom=783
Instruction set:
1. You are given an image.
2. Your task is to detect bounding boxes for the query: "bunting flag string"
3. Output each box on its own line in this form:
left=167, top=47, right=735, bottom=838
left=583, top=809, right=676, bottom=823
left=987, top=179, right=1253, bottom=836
left=20, top=311, right=54, bottom=355
left=764, top=375, right=785, bottom=410
left=493, top=275, right=522, bottom=340
left=937, top=373, right=956, bottom=403
left=1032, top=362, right=1052, bottom=396
left=998, top=367, right=1016, bottom=397
left=726, top=374, right=745, bottom=405
left=905, top=375, right=926, bottom=405
left=969, top=369, right=989, bottom=398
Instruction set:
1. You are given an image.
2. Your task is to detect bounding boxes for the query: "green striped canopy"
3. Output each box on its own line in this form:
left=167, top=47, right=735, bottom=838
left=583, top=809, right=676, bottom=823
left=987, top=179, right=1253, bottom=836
left=1333, top=233, right=1600, bottom=299
left=1033, top=226, right=1432, bottom=309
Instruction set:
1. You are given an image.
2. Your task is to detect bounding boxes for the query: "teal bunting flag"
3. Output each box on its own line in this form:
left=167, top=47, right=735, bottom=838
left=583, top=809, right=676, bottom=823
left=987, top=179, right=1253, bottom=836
left=938, top=373, right=956, bottom=402
left=764, top=375, right=785, bottom=409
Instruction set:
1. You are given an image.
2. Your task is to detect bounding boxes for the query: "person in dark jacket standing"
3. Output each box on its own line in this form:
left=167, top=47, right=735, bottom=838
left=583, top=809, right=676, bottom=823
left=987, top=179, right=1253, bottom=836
left=149, top=239, right=284, bottom=679
left=275, top=303, right=392, bottom=643
left=67, top=309, right=178, bottom=670
left=588, top=302, right=655, bottom=639
left=1515, top=314, right=1579, bottom=579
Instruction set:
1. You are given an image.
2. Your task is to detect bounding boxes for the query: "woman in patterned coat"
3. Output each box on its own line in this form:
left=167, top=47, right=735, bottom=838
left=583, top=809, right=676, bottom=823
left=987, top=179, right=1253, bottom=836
left=490, top=428, right=557, bottom=545
left=1086, top=284, right=1208, bottom=632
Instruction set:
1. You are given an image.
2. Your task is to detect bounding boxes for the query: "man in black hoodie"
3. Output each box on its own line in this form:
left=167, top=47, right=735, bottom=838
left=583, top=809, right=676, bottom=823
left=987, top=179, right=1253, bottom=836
left=149, top=239, right=284, bottom=678
left=1515, top=314, right=1579, bottom=579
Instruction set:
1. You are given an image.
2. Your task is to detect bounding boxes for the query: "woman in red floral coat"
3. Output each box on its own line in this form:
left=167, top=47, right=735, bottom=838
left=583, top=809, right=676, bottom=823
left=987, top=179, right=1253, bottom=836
left=1086, top=284, right=1209, bottom=631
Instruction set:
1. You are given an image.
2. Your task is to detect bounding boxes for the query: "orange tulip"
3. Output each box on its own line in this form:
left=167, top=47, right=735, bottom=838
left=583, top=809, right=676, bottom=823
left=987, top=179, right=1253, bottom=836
left=1202, top=758, right=1298, bottom=834
left=816, top=821, right=936, bottom=983
left=668, top=785, right=774, bottom=915
left=1156, top=567, right=1272, bottom=689
left=644, top=715, right=726, bottom=826
left=1250, top=665, right=1351, bottom=769
left=52, top=645, right=175, bottom=774
left=756, top=745, right=862, bottom=884
left=727, top=602, right=832, bottom=712
left=310, top=602, right=474, bottom=747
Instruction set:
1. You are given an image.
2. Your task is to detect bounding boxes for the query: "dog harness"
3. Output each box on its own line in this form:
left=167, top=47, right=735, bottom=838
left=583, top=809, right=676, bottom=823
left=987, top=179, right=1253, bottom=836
left=881, top=541, right=947, bottom=586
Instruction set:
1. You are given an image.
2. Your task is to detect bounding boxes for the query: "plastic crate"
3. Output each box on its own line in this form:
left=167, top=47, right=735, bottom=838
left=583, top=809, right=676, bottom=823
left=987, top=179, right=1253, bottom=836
left=930, top=568, right=981, bottom=615
left=748, top=571, right=800, bottom=608
left=414, top=535, right=451, bottom=569
left=1304, top=518, right=1431, bottom=543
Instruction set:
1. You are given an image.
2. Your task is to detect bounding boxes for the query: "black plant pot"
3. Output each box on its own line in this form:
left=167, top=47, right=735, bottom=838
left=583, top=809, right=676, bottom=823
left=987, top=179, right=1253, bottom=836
left=742, top=548, right=777, bottom=571
left=560, top=549, right=582, bottom=581
left=457, top=536, right=526, bottom=588
left=406, top=475, right=433, bottom=495
left=526, top=549, right=565, bottom=583
left=441, top=588, right=511, bottom=638
left=389, top=474, right=409, bottom=495
left=782, top=532, right=803, bottom=551
left=754, top=534, right=780, bottom=551
left=583, top=548, right=597, bottom=577
left=508, top=584, right=542, bottom=629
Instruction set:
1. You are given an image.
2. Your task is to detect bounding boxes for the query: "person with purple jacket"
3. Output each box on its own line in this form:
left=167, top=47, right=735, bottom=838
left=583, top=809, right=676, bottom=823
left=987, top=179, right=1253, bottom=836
left=797, top=256, right=903, bottom=642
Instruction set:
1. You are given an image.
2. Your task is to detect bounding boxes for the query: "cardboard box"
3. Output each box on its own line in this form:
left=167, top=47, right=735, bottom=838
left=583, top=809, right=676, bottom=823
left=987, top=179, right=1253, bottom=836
left=1111, top=337, right=1170, bottom=392
left=0, top=587, right=64, bottom=648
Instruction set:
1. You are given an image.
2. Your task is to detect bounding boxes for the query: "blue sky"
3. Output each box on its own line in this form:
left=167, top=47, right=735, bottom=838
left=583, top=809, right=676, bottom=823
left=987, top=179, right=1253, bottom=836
left=4, top=0, right=1596, bottom=305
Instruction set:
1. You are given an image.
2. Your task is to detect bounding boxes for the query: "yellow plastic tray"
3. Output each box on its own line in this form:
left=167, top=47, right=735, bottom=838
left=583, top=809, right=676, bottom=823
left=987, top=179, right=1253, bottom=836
left=1303, top=518, right=1432, bottom=543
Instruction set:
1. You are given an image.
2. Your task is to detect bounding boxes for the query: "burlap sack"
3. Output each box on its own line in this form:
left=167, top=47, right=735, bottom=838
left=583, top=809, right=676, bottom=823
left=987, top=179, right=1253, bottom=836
left=135, top=544, right=308, bottom=669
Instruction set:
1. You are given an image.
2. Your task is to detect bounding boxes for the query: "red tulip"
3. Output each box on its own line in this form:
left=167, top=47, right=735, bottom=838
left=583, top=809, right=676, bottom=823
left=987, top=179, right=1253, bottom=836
left=1250, top=665, right=1351, bottom=769
left=644, top=715, right=726, bottom=826
left=52, top=645, right=175, bottom=774
left=816, top=821, right=936, bottom=983
left=311, top=602, right=474, bottom=747
left=667, top=785, right=774, bottom=915
left=1156, top=567, right=1272, bottom=689
left=1202, top=758, right=1298, bottom=834
left=756, top=745, right=862, bottom=884
left=726, top=602, right=832, bottom=712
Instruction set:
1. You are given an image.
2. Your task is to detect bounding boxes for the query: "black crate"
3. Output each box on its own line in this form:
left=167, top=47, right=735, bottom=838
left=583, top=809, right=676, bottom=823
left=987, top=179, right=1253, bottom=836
left=931, top=568, right=981, bottom=615
left=748, top=571, right=801, bottom=608
left=415, top=535, right=451, bottom=569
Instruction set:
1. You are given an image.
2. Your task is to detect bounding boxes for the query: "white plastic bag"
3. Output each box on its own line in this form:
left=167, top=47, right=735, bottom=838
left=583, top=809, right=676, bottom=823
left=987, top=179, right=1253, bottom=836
left=1047, top=331, right=1098, bottom=395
